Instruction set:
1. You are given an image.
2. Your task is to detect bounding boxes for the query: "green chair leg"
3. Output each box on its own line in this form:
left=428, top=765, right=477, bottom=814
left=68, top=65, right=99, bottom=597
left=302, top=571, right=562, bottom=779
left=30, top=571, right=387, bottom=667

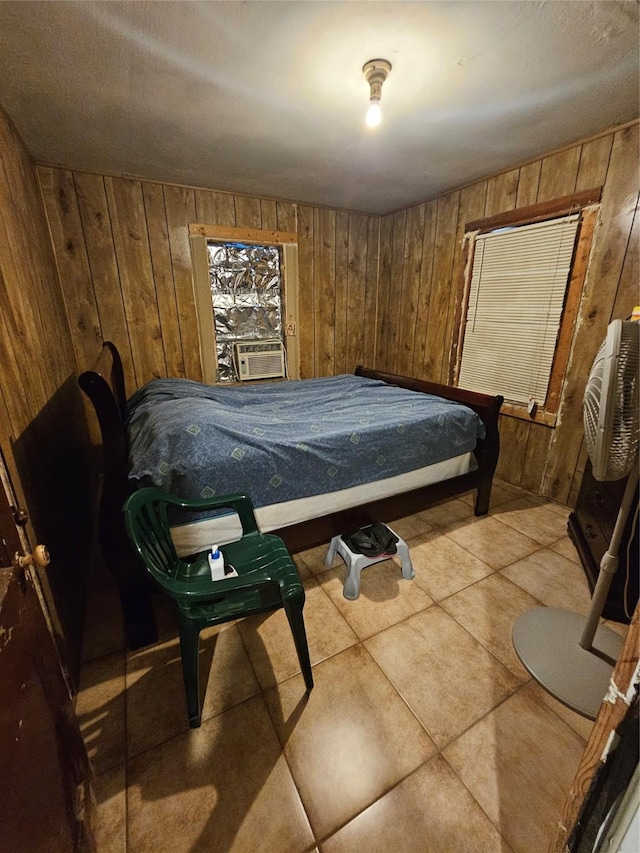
left=284, top=597, right=314, bottom=692
left=124, top=489, right=315, bottom=728
left=178, top=617, right=202, bottom=728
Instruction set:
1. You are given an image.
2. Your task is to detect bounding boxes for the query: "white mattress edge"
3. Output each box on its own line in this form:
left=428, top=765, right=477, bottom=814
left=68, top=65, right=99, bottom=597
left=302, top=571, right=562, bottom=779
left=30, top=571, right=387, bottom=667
left=170, top=452, right=472, bottom=557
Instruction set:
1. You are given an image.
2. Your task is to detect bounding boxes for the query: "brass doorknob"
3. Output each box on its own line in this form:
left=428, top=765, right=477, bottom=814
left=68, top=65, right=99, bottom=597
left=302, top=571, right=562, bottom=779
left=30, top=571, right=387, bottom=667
left=15, top=545, right=50, bottom=568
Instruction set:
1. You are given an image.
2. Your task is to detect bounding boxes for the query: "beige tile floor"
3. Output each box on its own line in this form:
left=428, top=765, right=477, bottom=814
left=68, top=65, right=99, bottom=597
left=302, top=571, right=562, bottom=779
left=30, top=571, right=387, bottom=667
left=76, top=478, right=627, bottom=853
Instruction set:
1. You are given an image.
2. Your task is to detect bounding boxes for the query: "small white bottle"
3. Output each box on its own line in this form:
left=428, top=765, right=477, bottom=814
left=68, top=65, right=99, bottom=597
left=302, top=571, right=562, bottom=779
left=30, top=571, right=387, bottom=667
left=208, top=546, right=225, bottom=581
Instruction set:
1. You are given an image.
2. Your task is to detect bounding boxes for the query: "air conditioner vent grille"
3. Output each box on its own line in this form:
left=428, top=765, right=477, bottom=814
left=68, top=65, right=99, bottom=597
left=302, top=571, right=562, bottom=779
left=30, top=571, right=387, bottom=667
left=235, top=340, right=285, bottom=380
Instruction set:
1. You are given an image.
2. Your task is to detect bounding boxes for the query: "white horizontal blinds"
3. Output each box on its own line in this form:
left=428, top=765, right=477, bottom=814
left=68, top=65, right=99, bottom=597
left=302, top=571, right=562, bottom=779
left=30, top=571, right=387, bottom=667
left=458, top=214, right=580, bottom=405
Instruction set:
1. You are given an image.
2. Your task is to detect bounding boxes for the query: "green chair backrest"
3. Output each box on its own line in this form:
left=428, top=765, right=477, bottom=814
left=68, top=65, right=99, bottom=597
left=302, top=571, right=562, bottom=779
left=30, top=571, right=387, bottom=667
left=124, top=488, right=183, bottom=584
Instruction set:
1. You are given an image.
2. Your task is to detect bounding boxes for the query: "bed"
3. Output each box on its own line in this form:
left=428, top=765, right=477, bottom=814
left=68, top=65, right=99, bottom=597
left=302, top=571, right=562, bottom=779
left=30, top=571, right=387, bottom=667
left=80, top=341, right=503, bottom=649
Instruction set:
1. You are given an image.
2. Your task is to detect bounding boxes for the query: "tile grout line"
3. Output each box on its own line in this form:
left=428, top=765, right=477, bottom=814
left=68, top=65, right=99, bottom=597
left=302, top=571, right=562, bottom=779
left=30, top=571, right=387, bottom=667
left=84, top=489, right=578, bottom=850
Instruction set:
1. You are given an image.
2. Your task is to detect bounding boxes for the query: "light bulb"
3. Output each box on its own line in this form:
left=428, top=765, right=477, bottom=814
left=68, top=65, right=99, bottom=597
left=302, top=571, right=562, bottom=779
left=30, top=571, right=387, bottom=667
left=366, top=100, right=381, bottom=128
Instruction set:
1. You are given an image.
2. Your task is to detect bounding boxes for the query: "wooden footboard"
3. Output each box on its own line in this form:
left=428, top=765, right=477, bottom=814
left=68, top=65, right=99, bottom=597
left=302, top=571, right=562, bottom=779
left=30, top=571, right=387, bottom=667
left=80, top=342, right=503, bottom=649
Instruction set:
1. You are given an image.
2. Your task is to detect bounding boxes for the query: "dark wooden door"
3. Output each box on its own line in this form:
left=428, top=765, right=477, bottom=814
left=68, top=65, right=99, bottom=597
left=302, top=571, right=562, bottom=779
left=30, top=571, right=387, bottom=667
left=0, top=452, right=95, bottom=852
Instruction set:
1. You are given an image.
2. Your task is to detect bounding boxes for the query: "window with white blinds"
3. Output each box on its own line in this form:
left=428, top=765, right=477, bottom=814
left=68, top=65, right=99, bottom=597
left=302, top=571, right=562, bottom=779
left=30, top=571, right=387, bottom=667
left=458, top=213, right=580, bottom=406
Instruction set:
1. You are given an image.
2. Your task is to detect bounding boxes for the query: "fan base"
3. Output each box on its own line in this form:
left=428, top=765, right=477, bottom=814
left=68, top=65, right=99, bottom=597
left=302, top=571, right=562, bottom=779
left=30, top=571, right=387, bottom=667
left=512, top=607, right=624, bottom=720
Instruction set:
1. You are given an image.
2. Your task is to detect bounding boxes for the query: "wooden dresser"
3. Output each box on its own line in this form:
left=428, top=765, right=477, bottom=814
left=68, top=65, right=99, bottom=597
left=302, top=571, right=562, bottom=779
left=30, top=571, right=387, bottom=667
left=568, top=459, right=639, bottom=624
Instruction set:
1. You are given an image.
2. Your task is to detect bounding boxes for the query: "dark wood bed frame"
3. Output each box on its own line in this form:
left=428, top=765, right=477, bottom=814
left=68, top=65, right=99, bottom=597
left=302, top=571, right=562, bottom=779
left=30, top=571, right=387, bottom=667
left=80, top=342, right=503, bottom=649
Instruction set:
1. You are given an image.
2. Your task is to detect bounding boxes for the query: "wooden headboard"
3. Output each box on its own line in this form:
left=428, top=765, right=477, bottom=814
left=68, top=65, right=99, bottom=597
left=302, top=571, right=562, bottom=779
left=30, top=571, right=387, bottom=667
left=79, top=342, right=158, bottom=650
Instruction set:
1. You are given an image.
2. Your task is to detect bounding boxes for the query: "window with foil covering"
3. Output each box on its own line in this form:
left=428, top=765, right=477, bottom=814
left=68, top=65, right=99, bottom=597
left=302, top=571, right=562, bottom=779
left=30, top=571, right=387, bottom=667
left=190, top=223, right=300, bottom=386
left=457, top=213, right=581, bottom=414
left=207, top=241, right=284, bottom=383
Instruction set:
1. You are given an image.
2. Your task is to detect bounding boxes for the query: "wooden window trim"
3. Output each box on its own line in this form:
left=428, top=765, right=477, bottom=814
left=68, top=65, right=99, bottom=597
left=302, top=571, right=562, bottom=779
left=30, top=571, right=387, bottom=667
left=466, top=186, right=602, bottom=233
left=189, top=223, right=297, bottom=245
left=450, top=189, right=601, bottom=425
left=189, top=225, right=300, bottom=384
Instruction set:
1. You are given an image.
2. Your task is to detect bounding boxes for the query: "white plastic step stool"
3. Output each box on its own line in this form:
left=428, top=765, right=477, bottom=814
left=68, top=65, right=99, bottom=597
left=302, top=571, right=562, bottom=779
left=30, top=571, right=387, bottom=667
left=324, top=524, right=414, bottom=600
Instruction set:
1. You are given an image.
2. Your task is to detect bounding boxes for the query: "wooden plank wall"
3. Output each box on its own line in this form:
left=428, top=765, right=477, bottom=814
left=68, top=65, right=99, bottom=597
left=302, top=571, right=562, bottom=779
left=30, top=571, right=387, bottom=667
left=37, top=121, right=637, bottom=506
left=0, top=106, right=93, bottom=684
left=375, top=123, right=639, bottom=504
left=39, top=170, right=381, bottom=390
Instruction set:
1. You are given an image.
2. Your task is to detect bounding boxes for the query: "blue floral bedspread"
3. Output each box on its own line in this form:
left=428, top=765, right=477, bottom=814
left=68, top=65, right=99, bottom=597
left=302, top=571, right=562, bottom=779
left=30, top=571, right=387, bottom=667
left=126, top=374, right=485, bottom=507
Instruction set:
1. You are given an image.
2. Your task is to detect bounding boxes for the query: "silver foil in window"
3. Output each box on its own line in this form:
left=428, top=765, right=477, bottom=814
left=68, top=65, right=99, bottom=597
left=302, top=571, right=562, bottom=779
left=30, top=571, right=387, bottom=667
left=207, top=242, right=283, bottom=382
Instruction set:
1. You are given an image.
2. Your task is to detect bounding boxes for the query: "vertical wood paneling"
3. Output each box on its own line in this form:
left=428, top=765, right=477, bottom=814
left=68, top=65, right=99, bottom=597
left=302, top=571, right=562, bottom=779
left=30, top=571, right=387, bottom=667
left=234, top=194, right=262, bottom=228
left=520, top=426, right=553, bottom=493
left=444, top=183, right=487, bottom=383
left=345, top=213, right=368, bottom=374
left=314, top=207, right=336, bottom=376
left=296, top=205, right=315, bottom=379
left=412, top=201, right=437, bottom=378
left=375, top=215, right=393, bottom=369
left=41, top=170, right=374, bottom=385
left=575, top=135, right=613, bottom=191
left=105, top=177, right=165, bottom=384
left=612, top=194, right=639, bottom=318
left=0, top=376, right=27, bottom=511
left=363, top=216, right=379, bottom=369
left=0, top=269, right=33, bottom=435
left=424, top=193, right=459, bottom=382
left=397, top=204, right=426, bottom=377
left=495, top=415, right=529, bottom=486
left=384, top=210, right=408, bottom=373
left=34, top=119, right=638, bottom=506
left=0, top=131, right=68, bottom=399
left=212, top=191, right=236, bottom=226
left=1, top=107, right=92, bottom=681
left=484, top=169, right=518, bottom=217
left=334, top=210, right=349, bottom=375
left=568, top=440, right=589, bottom=507
left=73, top=171, right=136, bottom=391
left=163, top=185, right=201, bottom=381
left=516, top=161, right=542, bottom=207
left=193, top=189, right=237, bottom=226
left=260, top=198, right=278, bottom=230
left=536, top=147, right=582, bottom=202
left=193, top=189, right=217, bottom=222
left=276, top=201, right=297, bottom=233
left=376, top=123, right=637, bottom=498
left=37, top=168, right=104, bottom=378
left=543, top=124, right=639, bottom=502
left=142, top=182, right=185, bottom=378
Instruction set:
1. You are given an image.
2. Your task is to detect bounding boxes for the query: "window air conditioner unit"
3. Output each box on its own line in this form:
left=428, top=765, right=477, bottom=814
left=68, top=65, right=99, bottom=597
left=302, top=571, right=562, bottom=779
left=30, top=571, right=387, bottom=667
left=234, top=340, right=286, bottom=381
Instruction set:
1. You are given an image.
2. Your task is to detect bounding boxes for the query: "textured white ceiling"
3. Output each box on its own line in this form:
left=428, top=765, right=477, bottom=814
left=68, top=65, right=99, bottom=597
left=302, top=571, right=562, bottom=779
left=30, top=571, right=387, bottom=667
left=0, top=1, right=637, bottom=214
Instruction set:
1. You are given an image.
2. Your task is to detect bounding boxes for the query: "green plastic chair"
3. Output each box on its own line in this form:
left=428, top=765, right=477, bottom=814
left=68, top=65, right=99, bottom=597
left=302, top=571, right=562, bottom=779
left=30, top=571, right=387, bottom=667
left=123, top=487, right=313, bottom=727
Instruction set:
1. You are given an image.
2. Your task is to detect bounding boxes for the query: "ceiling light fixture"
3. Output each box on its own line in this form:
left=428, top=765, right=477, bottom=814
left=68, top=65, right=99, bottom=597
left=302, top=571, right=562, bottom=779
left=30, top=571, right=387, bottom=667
left=363, top=58, right=391, bottom=128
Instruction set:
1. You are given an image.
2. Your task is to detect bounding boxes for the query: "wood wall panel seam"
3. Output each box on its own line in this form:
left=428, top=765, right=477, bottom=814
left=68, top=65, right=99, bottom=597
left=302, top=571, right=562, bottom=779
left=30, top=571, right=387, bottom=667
left=536, top=146, right=582, bottom=204
left=363, top=216, right=380, bottom=370
left=296, top=204, right=315, bottom=379
left=163, top=185, right=201, bottom=381
left=334, top=210, right=349, bottom=376
left=104, top=177, right=165, bottom=386
left=413, top=201, right=437, bottom=379
left=574, top=135, right=614, bottom=193
left=71, top=170, right=136, bottom=392
left=141, top=181, right=185, bottom=378
left=611, top=193, right=639, bottom=322
left=542, top=123, right=639, bottom=502
left=375, top=214, right=393, bottom=370
left=345, top=213, right=368, bottom=374
left=35, top=167, right=104, bottom=381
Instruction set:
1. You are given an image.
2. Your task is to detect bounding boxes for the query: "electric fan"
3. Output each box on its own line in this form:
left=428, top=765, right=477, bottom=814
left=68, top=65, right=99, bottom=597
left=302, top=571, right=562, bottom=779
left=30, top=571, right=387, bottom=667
left=513, top=319, right=639, bottom=719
